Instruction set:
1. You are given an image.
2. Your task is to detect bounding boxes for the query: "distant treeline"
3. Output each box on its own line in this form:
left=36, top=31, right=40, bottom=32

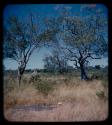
left=4, top=65, right=108, bottom=75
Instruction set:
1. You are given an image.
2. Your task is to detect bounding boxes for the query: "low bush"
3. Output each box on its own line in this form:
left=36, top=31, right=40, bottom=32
left=96, top=90, right=105, bottom=98
left=29, top=74, right=40, bottom=83
left=96, top=90, right=107, bottom=101
left=34, top=80, right=54, bottom=95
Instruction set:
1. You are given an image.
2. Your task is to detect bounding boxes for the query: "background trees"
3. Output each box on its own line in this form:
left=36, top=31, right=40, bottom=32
left=3, top=5, right=108, bottom=82
left=61, top=6, right=107, bottom=80
left=44, top=5, right=108, bottom=80
left=43, top=49, right=68, bottom=73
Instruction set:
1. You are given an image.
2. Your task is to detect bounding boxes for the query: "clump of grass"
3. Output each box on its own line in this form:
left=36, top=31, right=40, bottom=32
left=29, top=74, right=55, bottom=95
left=34, top=80, right=54, bottom=95
left=29, top=74, right=40, bottom=83
left=63, top=78, right=70, bottom=86
left=96, top=90, right=107, bottom=101
left=101, top=76, right=108, bottom=88
left=4, top=75, right=18, bottom=94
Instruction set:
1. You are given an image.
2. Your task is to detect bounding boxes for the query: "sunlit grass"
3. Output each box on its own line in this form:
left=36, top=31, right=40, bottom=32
left=4, top=73, right=108, bottom=121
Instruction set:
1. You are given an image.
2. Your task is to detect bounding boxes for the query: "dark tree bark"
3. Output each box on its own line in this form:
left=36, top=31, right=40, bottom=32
left=17, top=60, right=26, bottom=87
left=4, top=14, right=45, bottom=88
left=18, top=72, right=22, bottom=87
left=80, top=63, right=88, bottom=80
left=18, top=69, right=22, bottom=87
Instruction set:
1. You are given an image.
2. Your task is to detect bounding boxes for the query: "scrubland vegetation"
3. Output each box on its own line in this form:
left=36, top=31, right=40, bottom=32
left=3, top=4, right=108, bottom=122
left=4, top=68, right=108, bottom=121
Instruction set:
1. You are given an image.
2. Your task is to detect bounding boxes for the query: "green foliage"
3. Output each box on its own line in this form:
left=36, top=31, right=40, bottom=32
left=35, top=80, right=54, bottom=95
left=29, top=74, right=54, bottom=95
left=96, top=90, right=107, bottom=101
left=96, top=90, right=105, bottom=98
left=29, top=74, right=40, bottom=83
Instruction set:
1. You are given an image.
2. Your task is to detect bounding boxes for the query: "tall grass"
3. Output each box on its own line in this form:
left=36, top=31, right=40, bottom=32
left=4, top=72, right=108, bottom=121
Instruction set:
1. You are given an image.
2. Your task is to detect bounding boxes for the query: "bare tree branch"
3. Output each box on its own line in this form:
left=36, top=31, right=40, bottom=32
left=61, top=46, right=78, bottom=59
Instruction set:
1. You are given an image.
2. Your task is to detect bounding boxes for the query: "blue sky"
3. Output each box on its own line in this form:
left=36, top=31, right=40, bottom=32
left=3, top=4, right=108, bottom=69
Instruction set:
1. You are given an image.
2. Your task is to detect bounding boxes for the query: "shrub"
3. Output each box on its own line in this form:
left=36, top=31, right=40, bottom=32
left=35, top=80, right=54, bottom=95
left=90, top=74, right=99, bottom=80
left=96, top=90, right=107, bottom=101
left=29, top=74, right=40, bottom=83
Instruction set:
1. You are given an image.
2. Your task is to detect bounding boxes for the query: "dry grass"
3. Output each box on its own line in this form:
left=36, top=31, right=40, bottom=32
left=4, top=74, right=108, bottom=121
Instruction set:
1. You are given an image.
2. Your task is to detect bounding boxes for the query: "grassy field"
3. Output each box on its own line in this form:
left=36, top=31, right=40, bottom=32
left=4, top=71, right=108, bottom=121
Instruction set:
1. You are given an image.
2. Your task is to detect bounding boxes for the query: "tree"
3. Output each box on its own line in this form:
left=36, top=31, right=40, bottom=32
left=61, top=5, right=108, bottom=80
left=44, top=5, right=108, bottom=80
left=3, top=14, right=45, bottom=86
left=43, top=49, right=68, bottom=73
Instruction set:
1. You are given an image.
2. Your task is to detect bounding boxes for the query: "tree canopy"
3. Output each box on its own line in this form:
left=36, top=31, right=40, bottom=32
left=43, top=5, right=108, bottom=79
left=3, top=14, right=50, bottom=85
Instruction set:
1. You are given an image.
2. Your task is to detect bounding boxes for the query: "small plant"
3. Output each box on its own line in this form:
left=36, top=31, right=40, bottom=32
left=29, top=75, right=40, bottom=83
left=96, top=90, right=106, bottom=100
left=35, top=80, right=54, bottom=95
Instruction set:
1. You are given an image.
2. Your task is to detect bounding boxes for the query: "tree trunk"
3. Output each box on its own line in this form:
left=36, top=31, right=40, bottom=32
left=18, top=74, right=22, bottom=87
left=18, top=68, right=22, bottom=87
left=80, top=64, right=88, bottom=80
left=18, top=67, right=24, bottom=87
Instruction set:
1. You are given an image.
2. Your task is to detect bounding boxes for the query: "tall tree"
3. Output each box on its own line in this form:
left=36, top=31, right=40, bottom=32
left=61, top=5, right=108, bottom=80
left=44, top=5, right=108, bottom=80
left=3, top=14, right=45, bottom=86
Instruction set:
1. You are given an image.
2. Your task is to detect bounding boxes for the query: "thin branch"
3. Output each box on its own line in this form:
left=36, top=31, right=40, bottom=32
left=25, top=43, right=32, bottom=58
left=61, top=55, right=76, bottom=62
left=89, top=55, right=101, bottom=59
left=26, top=43, right=41, bottom=64
left=61, top=46, right=78, bottom=59
left=73, top=59, right=80, bottom=69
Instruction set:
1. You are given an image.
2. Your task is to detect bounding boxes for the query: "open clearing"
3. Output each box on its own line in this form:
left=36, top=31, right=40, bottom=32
left=4, top=74, right=108, bottom=121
